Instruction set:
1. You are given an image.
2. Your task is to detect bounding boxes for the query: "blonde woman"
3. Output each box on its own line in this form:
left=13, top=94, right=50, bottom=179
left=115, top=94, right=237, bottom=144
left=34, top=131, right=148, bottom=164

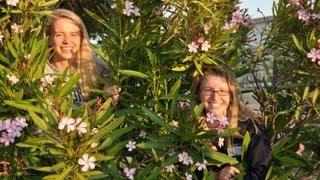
left=192, top=65, right=271, bottom=180
left=44, top=8, right=120, bottom=104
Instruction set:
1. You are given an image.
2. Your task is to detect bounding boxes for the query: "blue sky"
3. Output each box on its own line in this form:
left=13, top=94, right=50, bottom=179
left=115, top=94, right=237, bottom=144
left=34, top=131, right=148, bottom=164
left=240, top=0, right=279, bottom=18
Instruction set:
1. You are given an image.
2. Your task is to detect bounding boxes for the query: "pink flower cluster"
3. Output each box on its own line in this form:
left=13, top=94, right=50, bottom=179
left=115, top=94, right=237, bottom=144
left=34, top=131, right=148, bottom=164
left=288, top=0, right=320, bottom=22
left=0, top=117, right=28, bottom=147
left=124, top=167, right=136, bottom=180
left=122, top=0, right=140, bottom=17
left=307, top=48, right=320, bottom=65
left=187, top=37, right=211, bottom=53
left=222, top=10, right=253, bottom=31
left=206, top=112, right=229, bottom=132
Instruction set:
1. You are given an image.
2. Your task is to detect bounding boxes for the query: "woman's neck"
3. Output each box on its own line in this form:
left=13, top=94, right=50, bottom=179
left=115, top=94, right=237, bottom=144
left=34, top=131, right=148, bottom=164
left=51, top=56, right=77, bottom=73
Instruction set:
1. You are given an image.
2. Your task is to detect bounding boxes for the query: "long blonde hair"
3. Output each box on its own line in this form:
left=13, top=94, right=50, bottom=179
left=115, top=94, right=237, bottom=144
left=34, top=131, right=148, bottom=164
left=44, top=8, right=98, bottom=98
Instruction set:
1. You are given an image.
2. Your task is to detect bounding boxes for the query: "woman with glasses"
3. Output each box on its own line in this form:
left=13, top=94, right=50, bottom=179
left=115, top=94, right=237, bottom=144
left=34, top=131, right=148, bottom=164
left=44, top=9, right=120, bottom=105
left=192, top=65, right=271, bottom=180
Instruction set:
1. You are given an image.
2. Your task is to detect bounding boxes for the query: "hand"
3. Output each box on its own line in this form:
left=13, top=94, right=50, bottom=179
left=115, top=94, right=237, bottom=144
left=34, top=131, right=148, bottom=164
left=216, top=166, right=240, bottom=180
left=103, top=85, right=121, bottom=105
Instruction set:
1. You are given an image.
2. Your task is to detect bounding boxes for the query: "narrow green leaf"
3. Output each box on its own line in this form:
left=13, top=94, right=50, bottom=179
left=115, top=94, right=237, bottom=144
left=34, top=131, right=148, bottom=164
left=193, top=103, right=204, bottom=117
left=146, top=167, right=160, bottom=180
left=292, top=34, right=307, bottom=54
left=39, top=0, right=59, bottom=6
left=57, top=72, right=80, bottom=98
left=4, top=100, right=44, bottom=114
left=29, top=111, right=48, bottom=131
left=241, top=131, right=251, bottom=159
left=312, top=88, right=319, bottom=104
left=118, top=69, right=149, bottom=79
left=142, top=107, right=176, bottom=133
left=99, top=127, right=133, bottom=149
left=204, top=150, right=238, bottom=165
left=137, top=142, right=175, bottom=149
left=302, top=86, right=309, bottom=100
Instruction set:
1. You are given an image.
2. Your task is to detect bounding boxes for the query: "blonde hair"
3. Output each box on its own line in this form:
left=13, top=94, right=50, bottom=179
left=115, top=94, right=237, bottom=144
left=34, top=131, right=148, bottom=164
left=44, top=8, right=98, bottom=98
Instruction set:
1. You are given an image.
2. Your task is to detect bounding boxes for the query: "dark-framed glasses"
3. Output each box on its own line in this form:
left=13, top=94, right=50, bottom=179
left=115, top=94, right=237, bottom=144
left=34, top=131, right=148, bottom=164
left=200, top=88, right=230, bottom=96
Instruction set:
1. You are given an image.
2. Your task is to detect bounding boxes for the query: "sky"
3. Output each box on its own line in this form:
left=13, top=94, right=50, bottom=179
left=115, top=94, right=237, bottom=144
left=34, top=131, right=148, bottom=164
left=240, top=0, right=279, bottom=18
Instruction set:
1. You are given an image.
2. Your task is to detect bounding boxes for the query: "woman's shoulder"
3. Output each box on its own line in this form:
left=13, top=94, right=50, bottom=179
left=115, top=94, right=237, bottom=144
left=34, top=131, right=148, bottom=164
left=238, top=117, right=266, bottom=136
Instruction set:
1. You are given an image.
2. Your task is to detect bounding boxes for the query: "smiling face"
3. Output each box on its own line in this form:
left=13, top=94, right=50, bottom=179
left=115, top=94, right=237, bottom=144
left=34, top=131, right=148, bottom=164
left=199, top=75, right=231, bottom=116
left=50, top=18, right=81, bottom=61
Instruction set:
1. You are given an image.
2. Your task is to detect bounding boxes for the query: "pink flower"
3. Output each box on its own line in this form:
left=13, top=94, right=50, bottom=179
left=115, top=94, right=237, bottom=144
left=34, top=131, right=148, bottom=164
left=11, top=23, right=23, bottom=34
left=201, top=41, right=211, bottom=52
left=222, top=22, right=237, bottom=31
left=165, top=164, right=174, bottom=173
left=58, top=117, right=76, bottom=132
left=111, top=3, right=117, bottom=9
left=206, top=112, right=229, bottom=132
left=6, top=74, right=19, bottom=85
left=78, top=154, right=96, bottom=172
left=0, top=132, right=15, bottom=146
left=77, top=121, right=88, bottom=135
left=124, top=167, right=136, bottom=180
left=178, top=152, right=193, bottom=165
left=203, top=24, right=209, bottom=34
left=185, top=173, right=192, bottom=180
left=307, top=48, right=320, bottom=62
left=197, top=37, right=205, bottom=44
left=126, top=140, right=137, bottom=151
left=311, top=13, right=320, bottom=19
left=298, top=9, right=310, bottom=21
left=244, top=16, right=254, bottom=27
left=132, top=6, right=140, bottom=16
left=6, top=0, right=19, bottom=6
left=195, top=160, right=207, bottom=171
left=288, top=0, right=300, bottom=6
left=187, top=42, right=199, bottom=53
left=295, top=143, right=305, bottom=156
left=0, top=32, right=4, bottom=41
left=231, top=10, right=244, bottom=23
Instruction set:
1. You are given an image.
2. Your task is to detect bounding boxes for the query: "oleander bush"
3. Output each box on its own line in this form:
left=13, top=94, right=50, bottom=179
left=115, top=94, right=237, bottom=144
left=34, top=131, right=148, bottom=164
left=0, top=0, right=319, bottom=179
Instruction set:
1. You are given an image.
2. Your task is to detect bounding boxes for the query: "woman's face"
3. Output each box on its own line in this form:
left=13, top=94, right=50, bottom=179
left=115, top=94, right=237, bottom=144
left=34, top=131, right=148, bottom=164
left=199, top=75, right=231, bottom=116
left=50, top=18, right=81, bottom=61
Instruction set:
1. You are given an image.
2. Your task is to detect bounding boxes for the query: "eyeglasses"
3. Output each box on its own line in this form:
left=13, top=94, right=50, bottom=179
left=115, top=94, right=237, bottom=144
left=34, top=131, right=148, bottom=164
left=200, top=88, right=230, bottom=96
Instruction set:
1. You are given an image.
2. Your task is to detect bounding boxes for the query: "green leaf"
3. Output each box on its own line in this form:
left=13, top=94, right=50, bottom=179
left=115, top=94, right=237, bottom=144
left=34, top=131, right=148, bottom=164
left=4, top=100, right=44, bottom=114
left=146, top=167, right=160, bottom=180
left=312, top=88, right=319, bottom=104
left=29, top=111, right=48, bottom=131
left=137, top=142, right=175, bottom=149
left=92, top=154, right=114, bottom=161
left=141, top=106, right=176, bottom=133
left=302, top=86, right=309, bottom=100
left=39, top=0, right=59, bottom=6
left=118, top=69, right=149, bottom=79
left=99, top=127, right=133, bottom=149
left=241, top=131, right=251, bottom=159
left=193, top=103, right=204, bottom=117
left=204, top=149, right=238, bottom=165
left=292, top=34, right=307, bottom=54
left=57, top=72, right=81, bottom=98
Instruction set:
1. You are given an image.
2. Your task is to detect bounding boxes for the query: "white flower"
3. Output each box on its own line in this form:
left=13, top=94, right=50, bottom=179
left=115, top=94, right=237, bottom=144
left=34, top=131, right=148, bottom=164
left=111, top=3, right=117, bottom=9
left=78, top=154, right=96, bottom=172
left=201, top=41, right=211, bottom=52
left=77, top=121, right=88, bottom=135
left=91, top=127, right=98, bottom=135
left=6, top=0, right=19, bottom=6
left=185, top=173, right=192, bottom=180
left=24, top=54, right=31, bottom=60
left=58, top=117, right=76, bottom=132
left=195, top=160, right=207, bottom=171
left=165, top=164, right=174, bottom=173
left=187, top=42, right=199, bottom=53
left=125, top=156, right=133, bottom=164
left=126, top=141, right=137, bottom=151
left=218, top=137, right=225, bottom=148
left=90, top=143, right=98, bottom=148
left=139, top=130, right=146, bottom=138
left=11, top=23, right=23, bottom=34
left=124, top=167, right=136, bottom=180
left=178, top=152, right=193, bottom=165
left=6, top=74, right=19, bottom=85
left=170, top=120, right=179, bottom=127
left=40, top=75, right=54, bottom=85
